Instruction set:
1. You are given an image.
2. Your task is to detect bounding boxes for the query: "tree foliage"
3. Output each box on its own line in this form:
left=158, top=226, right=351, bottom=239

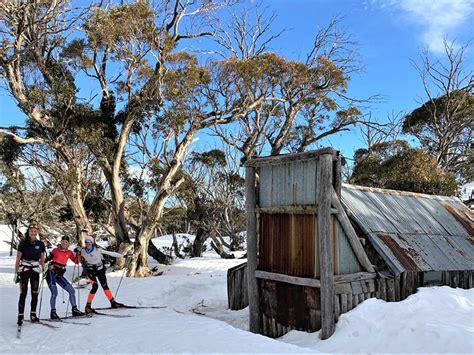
left=403, top=41, right=473, bottom=182
left=350, top=140, right=457, bottom=195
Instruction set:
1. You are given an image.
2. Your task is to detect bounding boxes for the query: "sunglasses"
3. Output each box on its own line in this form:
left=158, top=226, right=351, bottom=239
left=85, top=241, right=93, bottom=244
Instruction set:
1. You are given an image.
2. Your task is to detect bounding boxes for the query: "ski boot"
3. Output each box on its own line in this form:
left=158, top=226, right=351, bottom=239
left=85, top=303, right=96, bottom=315
left=17, top=314, right=24, bottom=326
left=30, top=312, right=39, bottom=323
left=110, top=299, right=125, bottom=309
left=72, top=306, right=85, bottom=317
left=50, top=309, right=61, bottom=320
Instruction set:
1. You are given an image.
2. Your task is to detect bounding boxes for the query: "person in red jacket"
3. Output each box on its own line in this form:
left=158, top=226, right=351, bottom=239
left=46, top=236, right=85, bottom=319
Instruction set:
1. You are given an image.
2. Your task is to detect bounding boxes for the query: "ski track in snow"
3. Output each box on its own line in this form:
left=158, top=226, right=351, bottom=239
left=1, top=225, right=473, bottom=353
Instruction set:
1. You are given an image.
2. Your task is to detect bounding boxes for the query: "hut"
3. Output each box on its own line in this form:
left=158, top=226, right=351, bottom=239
left=228, top=148, right=474, bottom=340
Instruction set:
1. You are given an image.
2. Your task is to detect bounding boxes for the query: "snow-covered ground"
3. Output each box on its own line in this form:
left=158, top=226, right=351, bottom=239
left=0, top=225, right=473, bottom=353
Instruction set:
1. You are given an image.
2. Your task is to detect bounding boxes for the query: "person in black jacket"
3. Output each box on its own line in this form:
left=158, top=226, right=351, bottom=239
left=14, top=223, right=46, bottom=326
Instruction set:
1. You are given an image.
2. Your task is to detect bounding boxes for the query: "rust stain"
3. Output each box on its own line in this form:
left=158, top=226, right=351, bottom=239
left=259, top=213, right=315, bottom=277
left=378, top=233, right=419, bottom=271
left=443, top=236, right=469, bottom=259
left=443, top=204, right=474, bottom=236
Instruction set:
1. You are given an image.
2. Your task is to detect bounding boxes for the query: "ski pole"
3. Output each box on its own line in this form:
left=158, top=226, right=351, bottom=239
left=115, top=255, right=131, bottom=299
left=77, top=265, right=81, bottom=310
left=61, top=287, right=65, bottom=303
left=38, top=269, right=47, bottom=319
left=67, top=261, right=77, bottom=316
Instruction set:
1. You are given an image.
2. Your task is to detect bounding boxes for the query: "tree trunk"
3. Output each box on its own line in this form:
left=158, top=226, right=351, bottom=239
left=64, top=187, right=92, bottom=245
left=127, top=227, right=153, bottom=277
left=148, top=241, right=172, bottom=264
left=192, top=227, right=208, bottom=257
left=210, top=235, right=234, bottom=259
left=127, top=223, right=172, bottom=277
left=106, top=169, right=131, bottom=246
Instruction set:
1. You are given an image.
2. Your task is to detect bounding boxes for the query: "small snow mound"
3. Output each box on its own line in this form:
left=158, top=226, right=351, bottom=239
left=280, top=286, right=474, bottom=353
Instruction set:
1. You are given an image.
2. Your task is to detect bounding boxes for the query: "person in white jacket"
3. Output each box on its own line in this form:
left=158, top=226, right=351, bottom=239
left=79, top=235, right=128, bottom=314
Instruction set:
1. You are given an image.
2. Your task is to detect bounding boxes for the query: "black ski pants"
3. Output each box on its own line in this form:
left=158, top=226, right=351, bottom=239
left=85, top=267, right=110, bottom=294
left=18, top=269, right=40, bottom=315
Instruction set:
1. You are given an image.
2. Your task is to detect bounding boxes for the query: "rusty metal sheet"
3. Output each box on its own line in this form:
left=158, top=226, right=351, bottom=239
left=259, top=213, right=315, bottom=278
left=376, top=233, right=421, bottom=272
left=416, top=198, right=470, bottom=237
left=369, top=192, right=428, bottom=234
left=401, top=196, right=450, bottom=235
left=402, top=234, right=458, bottom=271
left=341, top=188, right=398, bottom=234
left=342, top=184, right=474, bottom=273
left=426, top=235, right=473, bottom=270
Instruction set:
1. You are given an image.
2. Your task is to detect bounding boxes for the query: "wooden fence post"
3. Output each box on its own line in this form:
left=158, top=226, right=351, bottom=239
left=246, top=166, right=261, bottom=333
left=317, top=153, right=335, bottom=339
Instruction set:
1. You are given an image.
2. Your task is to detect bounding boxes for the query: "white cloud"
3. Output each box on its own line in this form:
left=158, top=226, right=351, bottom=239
left=370, top=0, right=474, bottom=53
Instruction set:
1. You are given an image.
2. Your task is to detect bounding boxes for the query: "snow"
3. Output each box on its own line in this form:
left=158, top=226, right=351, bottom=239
left=460, top=182, right=474, bottom=201
left=1, top=224, right=473, bottom=353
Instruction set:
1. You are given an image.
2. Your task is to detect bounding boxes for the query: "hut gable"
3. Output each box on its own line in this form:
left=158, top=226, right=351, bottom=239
left=256, top=156, right=364, bottom=276
left=341, top=184, right=474, bottom=275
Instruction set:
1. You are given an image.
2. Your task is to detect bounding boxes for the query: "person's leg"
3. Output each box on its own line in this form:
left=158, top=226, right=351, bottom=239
left=46, top=271, right=58, bottom=311
left=85, top=270, right=98, bottom=313
left=57, top=276, right=77, bottom=308
left=96, top=268, right=114, bottom=301
left=97, top=268, right=123, bottom=308
left=29, top=271, right=40, bottom=321
left=17, top=272, right=30, bottom=325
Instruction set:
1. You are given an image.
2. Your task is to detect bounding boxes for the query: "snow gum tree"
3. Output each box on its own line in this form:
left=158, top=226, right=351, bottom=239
left=403, top=41, right=473, bottom=182
left=0, top=0, right=96, bottom=240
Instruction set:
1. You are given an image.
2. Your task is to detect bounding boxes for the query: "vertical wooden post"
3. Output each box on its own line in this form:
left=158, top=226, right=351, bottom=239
left=246, top=166, right=260, bottom=333
left=334, top=152, right=342, bottom=198
left=317, top=153, right=335, bottom=339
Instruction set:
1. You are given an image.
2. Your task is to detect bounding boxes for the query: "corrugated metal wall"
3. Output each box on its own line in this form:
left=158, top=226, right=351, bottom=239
left=259, top=213, right=315, bottom=277
left=259, top=160, right=318, bottom=207
left=259, top=214, right=361, bottom=277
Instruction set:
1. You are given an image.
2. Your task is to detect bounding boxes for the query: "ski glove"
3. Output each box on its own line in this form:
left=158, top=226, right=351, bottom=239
left=13, top=272, right=20, bottom=284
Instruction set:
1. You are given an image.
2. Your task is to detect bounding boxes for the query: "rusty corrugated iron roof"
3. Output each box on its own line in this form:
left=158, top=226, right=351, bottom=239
left=341, top=184, right=474, bottom=274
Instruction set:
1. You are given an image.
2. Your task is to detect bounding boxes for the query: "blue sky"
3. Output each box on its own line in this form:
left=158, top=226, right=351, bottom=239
left=1, top=0, right=473, bottom=162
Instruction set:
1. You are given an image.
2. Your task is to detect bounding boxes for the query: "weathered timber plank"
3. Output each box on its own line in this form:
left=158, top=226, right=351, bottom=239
left=245, top=147, right=336, bottom=167
left=334, top=272, right=377, bottom=284
left=395, top=275, right=401, bottom=301
left=331, top=188, right=375, bottom=273
left=256, top=206, right=339, bottom=215
left=246, top=166, right=261, bottom=333
left=335, top=282, right=352, bottom=294
left=347, top=293, right=353, bottom=310
left=340, top=293, right=348, bottom=314
left=317, top=154, right=335, bottom=340
left=334, top=295, right=341, bottom=320
left=255, top=270, right=321, bottom=288
left=387, top=278, right=395, bottom=302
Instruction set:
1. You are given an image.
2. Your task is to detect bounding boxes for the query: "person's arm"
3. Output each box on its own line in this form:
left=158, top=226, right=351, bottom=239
left=101, top=249, right=125, bottom=259
left=68, top=249, right=81, bottom=264
left=15, top=251, right=22, bottom=273
left=45, top=248, right=55, bottom=263
left=40, top=252, right=45, bottom=269
left=40, top=242, right=46, bottom=269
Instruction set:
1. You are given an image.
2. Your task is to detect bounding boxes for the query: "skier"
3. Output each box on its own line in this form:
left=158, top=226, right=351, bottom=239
left=45, top=235, right=85, bottom=319
left=79, top=235, right=129, bottom=314
left=14, top=223, right=46, bottom=326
